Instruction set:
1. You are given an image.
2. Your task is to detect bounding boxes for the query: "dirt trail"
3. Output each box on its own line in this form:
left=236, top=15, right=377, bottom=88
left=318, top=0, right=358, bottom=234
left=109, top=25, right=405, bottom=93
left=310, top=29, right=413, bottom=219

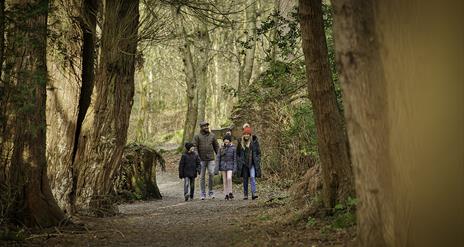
left=17, top=153, right=353, bottom=247
left=24, top=167, right=264, bottom=247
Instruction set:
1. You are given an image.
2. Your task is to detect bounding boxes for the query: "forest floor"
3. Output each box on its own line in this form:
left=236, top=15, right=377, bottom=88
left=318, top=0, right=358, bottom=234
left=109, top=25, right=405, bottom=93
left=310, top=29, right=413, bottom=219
left=5, top=152, right=355, bottom=247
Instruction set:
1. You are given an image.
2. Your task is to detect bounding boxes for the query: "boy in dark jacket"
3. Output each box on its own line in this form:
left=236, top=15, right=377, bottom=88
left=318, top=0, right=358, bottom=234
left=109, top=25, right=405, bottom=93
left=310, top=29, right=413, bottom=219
left=179, top=142, right=201, bottom=201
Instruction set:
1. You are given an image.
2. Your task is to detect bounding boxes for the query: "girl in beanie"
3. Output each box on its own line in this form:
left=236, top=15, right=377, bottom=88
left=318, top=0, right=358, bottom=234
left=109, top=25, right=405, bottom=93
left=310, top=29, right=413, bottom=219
left=179, top=142, right=201, bottom=201
left=216, top=134, right=237, bottom=200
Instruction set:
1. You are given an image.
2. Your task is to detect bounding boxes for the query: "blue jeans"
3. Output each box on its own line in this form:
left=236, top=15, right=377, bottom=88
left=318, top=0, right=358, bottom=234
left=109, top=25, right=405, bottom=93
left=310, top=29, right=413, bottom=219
left=243, top=165, right=256, bottom=196
left=200, top=160, right=215, bottom=197
left=184, top=177, right=195, bottom=198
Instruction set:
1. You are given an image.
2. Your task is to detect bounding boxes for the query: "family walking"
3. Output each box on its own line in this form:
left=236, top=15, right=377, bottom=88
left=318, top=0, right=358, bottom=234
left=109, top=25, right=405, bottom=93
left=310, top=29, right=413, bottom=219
left=178, top=121, right=261, bottom=201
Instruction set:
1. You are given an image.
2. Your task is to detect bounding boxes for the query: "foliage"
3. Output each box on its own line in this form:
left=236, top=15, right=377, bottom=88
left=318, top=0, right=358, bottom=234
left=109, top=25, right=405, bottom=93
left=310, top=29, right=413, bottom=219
left=253, top=7, right=301, bottom=61
left=306, top=216, right=317, bottom=227
left=233, top=59, right=316, bottom=184
left=232, top=3, right=345, bottom=185
left=331, top=196, right=357, bottom=229
left=0, top=227, right=25, bottom=241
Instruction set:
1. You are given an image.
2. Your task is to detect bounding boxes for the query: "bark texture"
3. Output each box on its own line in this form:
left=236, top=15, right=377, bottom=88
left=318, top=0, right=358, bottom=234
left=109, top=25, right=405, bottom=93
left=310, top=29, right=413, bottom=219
left=195, top=22, right=210, bottom=129
left=178, top=15, right=199, bottom=146
left=71, top=0, right=139, bottom=214
left=238, top=0, right=257, bottom=96
left=299, top=0, right=353, bottom=209
left=332, top=0, right=464, bottom=246
left=46, top=0, right=97, bottom=214
left=115, top=143, right=165, bottom=200
left=0, top=0, right=64, bottom=227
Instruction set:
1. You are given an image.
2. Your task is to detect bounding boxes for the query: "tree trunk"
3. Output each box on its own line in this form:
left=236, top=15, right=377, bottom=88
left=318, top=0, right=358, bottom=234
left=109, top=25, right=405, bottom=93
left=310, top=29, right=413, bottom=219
left=46, top=0, right=97, bottom=214
left=332, top=0, right=463, bottom=246
left=0, top=0, right=4, bottom=79
left=136, top=79, right=148, bottom=142
left=238, top=0, right=257, bottom=96
left=0, top=0, right=64, bottom=227
left=72, top=0, right=139, bottom=215
left=195, top=22, right=210, bottom=129
left=298, top=0, right=354, bottom=209
left=178, top=15, right=199, bottom=146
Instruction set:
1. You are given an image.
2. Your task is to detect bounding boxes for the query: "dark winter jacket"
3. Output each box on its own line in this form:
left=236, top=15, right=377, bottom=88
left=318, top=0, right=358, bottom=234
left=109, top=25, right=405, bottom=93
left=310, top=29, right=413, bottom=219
left=236, top=135, right=262, bottom=178
left=179, top=152, right=201, bottom=179
left=193, top=131, right=219, bottom=161
left=216, top=144, right=237, bottom=172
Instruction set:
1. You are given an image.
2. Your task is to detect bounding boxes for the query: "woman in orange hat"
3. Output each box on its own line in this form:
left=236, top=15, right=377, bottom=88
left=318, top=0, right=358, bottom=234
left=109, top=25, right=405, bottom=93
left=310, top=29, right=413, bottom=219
left=236, top=126, right=261, bottom=200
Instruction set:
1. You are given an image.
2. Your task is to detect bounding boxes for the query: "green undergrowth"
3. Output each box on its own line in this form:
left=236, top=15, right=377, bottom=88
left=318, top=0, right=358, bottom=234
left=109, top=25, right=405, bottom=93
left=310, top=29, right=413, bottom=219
left=0, top=226, right=26, bottom=242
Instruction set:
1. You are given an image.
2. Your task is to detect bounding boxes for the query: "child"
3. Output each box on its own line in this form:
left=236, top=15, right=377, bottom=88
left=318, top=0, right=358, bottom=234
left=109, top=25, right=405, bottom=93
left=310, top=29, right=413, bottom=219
left=216, top=134, right=237, bottom=200
left=179, top=142, right=201, bottom=201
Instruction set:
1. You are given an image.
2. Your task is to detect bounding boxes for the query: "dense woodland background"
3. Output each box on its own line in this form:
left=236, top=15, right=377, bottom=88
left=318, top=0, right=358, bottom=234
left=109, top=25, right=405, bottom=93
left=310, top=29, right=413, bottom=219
left=0, top=0, right=463, bottom=246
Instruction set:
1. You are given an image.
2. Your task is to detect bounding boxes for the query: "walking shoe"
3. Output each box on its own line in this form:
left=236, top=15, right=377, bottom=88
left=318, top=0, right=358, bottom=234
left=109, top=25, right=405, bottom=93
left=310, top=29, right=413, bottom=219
left=225, top=195, right=229, bottom=200
left=190, top=196, right=194, bottom=200
left=252, top=194, right=258, bottom=200
left=185, top=195, right=189, bottom=201
left=201, top=196, right=205, bottom=200
left=229, top=193, right=234, bottom=199
left=243, top=196, right=248, bottom=200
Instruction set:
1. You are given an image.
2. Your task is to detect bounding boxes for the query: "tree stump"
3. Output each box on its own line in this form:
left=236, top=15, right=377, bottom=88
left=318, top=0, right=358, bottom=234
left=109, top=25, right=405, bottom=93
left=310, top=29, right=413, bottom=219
left=115, top=143, right=166, bottom=200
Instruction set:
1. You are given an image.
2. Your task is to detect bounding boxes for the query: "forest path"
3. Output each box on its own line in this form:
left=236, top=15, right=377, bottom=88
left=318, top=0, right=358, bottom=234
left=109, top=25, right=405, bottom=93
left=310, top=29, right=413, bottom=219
left=20, top=153, right=354, bottom=247
left=26, top=156, right=268, bottom=247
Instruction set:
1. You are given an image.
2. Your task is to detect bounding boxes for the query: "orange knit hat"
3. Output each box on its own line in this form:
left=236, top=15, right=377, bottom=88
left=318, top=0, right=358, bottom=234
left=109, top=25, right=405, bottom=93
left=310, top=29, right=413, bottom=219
left=243, top=127, right=252, bottom=135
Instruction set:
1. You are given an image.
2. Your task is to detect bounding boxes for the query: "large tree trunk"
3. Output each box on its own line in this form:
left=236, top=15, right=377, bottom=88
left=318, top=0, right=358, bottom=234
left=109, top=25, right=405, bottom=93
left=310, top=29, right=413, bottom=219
left=46, top=0, right=97, bottom=214
left=332, top=0, right=463, bottom=246
left=0, top=0, right=64, bottom=227
left=71, top=0, right=139, bottom=215
left=298, top=0, right=353, bottom=209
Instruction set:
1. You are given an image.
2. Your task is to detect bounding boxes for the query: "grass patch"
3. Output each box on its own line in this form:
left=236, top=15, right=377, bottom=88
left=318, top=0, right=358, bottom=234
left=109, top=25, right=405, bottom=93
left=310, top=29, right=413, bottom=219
left=257, top=214, right=271, bottom=221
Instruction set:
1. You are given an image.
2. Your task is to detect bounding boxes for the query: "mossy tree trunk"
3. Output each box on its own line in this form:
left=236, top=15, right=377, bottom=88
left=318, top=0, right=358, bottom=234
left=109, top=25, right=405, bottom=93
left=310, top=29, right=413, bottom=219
left=0, top=0, right=64, bottom=227
left=71, top=0, right=140, bottom=215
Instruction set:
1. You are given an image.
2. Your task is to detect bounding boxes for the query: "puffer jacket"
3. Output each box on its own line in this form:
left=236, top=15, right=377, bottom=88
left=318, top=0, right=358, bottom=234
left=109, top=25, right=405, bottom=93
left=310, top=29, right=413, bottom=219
left=179, top=152, right=201, bottom=178
left=193, top=131, right=219, bottom=161
left=216, top=144, right=237, bottom=172
left=236, top=135, right=262, bottom=178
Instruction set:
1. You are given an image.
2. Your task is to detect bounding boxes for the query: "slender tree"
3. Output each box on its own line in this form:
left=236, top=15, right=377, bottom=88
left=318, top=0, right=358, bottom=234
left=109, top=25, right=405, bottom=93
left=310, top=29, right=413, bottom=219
left=0, top=0, right=4, bottom=79
left=0, top=0, right=64, bottom=226
left=298, top=0, right=354, bottom=209
left=195, top=21, right=211, bottom=129
left=176, top=10, right=199, bottom=146
left=237, top=0, right=257, bottom=96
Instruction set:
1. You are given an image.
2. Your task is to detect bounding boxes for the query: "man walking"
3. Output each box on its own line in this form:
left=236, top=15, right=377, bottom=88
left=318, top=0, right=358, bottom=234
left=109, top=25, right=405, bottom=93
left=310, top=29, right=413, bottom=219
left=193, top=121, right=219, bottom=200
